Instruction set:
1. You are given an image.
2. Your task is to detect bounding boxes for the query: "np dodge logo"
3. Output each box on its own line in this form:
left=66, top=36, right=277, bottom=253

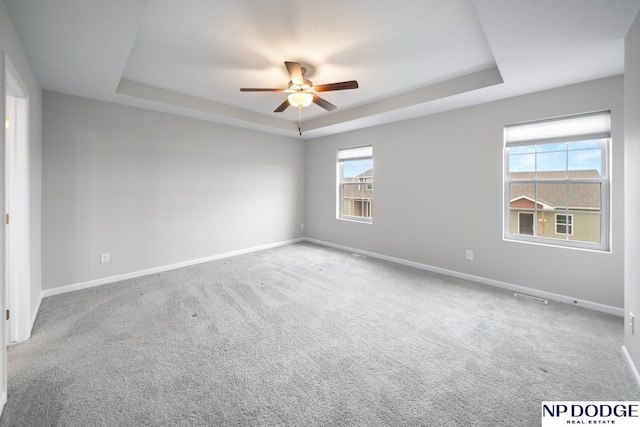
left=541, top=401, right=640, bottom=426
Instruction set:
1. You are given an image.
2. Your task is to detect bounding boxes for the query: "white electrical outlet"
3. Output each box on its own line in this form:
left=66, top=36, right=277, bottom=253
left=631, top=312, right=635, bottom=336
left=465, top=250, right=474, bottom=260
left=300, top=223, right=305, bottom=230
left=100, top=252, right=110, bottom=263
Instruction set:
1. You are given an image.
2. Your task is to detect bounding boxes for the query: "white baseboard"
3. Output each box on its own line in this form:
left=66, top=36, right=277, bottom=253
left=0, top=391, right=6, bottom=418
left=30, top=291, right=43, bottom=333
left=39, top=235, right=623, bottom=316
left=305, top=238, right=624, bottom=317
left=622, top=346, right=640, bottom=389
left=42, top=238, right=305, bottom=298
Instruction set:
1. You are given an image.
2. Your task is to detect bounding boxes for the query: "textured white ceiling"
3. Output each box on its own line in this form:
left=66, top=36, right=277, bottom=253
left=4, top=0, right=640, bottom=139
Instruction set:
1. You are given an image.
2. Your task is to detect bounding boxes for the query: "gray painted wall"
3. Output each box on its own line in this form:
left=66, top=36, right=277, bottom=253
left=42, top=92, right=305, bottom=290
left=0, top=1, right=42, bottom=320
left=306, top=76, right=624, bottom=309
left=624, top=12, right=640, bottom=375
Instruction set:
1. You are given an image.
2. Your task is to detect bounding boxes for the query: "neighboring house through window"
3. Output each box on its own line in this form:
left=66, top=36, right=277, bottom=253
left=504, top=111, right=610, bottom=251
left=338, top=145, right=373, bottom=222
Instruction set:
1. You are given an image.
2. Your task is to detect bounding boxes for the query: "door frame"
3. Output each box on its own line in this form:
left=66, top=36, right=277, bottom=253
left=0, top=48, right=9, bottom=415
left=0, top=51, right=31, bottom=415
left=4, top=54, right=30, bottom=344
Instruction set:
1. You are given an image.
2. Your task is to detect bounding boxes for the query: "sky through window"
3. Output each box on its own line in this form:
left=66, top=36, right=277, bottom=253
left=508, top=139, right=603, bottom=175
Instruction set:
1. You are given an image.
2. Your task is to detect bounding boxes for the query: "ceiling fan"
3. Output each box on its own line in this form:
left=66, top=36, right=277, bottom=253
left=240, top=61, right=359, bottom=114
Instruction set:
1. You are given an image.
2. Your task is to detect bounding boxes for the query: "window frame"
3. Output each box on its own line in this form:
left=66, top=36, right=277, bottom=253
left=503, top=111, right=610, bottom=252
left=337, top=145, right=373, bottom=223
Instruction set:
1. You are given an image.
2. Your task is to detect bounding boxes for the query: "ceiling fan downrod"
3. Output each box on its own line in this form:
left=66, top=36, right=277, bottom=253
left=298, top=106, right=303, bottom=136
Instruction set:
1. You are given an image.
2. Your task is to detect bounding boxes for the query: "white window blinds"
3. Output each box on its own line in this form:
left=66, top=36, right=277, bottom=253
left=505, top=111, right=610, bottom=146
left=338, top=145, right=373, bottom=161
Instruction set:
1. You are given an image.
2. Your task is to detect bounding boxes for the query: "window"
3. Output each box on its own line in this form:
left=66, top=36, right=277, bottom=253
left=338, top=146, right=373, bottom=222
left=504, top=111, right=610, bottom=251
left=555, top=214, right=573, bottom=235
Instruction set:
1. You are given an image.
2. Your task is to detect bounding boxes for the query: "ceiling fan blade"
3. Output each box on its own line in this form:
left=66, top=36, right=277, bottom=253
left=285, top=61, right=304, bottom=85
left=240, top=88, right=286, bottom=92
left=274, top=98, right=290, bottom=112
left=313, top=94, right=337, bottom=111
left=314, top=80, right=359, bottom=92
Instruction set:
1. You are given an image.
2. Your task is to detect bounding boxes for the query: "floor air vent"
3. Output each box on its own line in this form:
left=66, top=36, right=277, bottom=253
left=514, top=293, right=548, bottom=304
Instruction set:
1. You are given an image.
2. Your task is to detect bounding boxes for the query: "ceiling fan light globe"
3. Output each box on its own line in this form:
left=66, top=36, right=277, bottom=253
left=288, top=92, right=313, bottom=108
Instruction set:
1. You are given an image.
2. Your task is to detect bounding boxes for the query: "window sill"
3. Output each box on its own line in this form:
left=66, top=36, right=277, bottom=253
left=338, top=216, right=373, bottom=224
left=504, top=234, right=610, bottom=253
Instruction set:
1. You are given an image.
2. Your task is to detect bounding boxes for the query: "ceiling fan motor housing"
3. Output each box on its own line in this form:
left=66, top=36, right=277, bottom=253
left=287, top=79, right=316, bottom=94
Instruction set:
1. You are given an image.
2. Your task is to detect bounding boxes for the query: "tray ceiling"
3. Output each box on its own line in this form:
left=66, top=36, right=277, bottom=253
left=5, top=0, right=640, bottom=138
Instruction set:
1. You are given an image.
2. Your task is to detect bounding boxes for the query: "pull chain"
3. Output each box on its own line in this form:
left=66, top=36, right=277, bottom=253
left=298, top=106, right=303, bottom=135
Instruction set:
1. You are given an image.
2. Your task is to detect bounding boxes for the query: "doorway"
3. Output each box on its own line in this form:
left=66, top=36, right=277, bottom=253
left=2, top=54, right=31, bottom=345
left=0, top=50, right=31, bottom=415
